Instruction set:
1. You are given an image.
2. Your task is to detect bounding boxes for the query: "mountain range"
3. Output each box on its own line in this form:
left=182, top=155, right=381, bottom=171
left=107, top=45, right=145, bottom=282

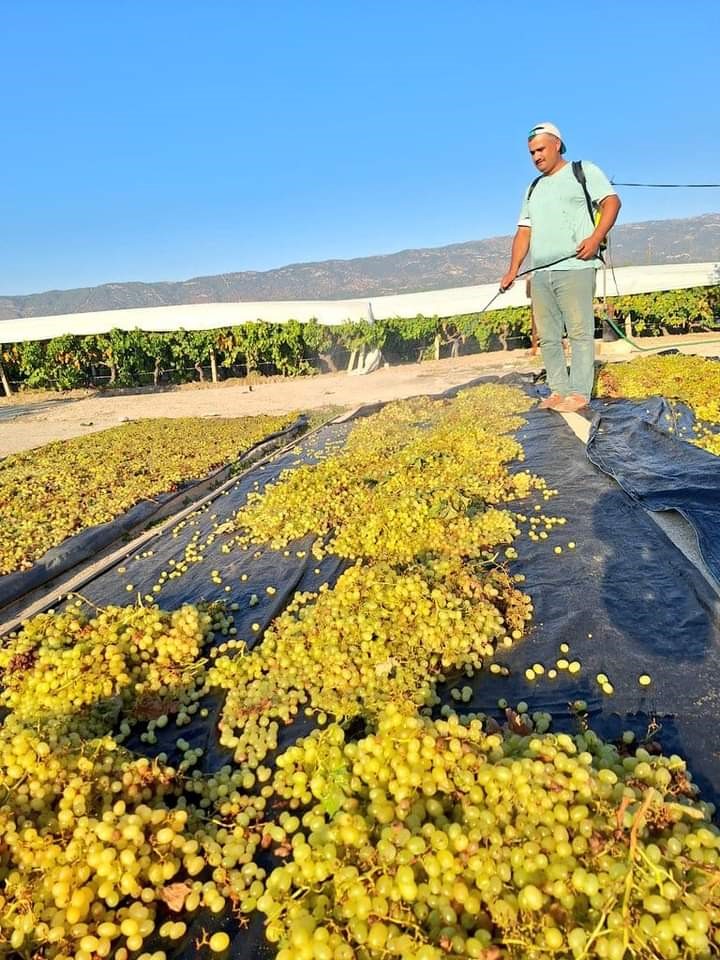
left=1, top=213, right=719, bottom=321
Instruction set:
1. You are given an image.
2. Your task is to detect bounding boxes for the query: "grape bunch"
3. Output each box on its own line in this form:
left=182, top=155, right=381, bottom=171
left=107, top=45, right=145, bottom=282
left=209, top=558, right=532, bottom=757
left=597, top=355, right=720, bottom=455
left=0, top=412, right=299, bottom=575
left=230, top=384, right=551, bottom=564
left=0, top=603, right=218, bottom=740
left=261, top=706, right=719, bottom=960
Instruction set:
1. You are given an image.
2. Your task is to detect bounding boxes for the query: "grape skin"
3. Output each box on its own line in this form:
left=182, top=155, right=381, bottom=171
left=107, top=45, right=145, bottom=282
left=0, top=413, right=299, bottom=575
left=264, top=707, right=720, bottom=960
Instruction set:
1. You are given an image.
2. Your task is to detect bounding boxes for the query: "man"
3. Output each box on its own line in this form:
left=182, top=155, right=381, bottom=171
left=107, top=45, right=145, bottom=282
left=501, top=123, right=621, bottom=412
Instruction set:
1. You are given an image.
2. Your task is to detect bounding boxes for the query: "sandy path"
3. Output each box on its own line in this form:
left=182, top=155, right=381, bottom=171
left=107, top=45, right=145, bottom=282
left=1, top=332, right=719, bottom=458
left=0, top=351, right=541, bottom=457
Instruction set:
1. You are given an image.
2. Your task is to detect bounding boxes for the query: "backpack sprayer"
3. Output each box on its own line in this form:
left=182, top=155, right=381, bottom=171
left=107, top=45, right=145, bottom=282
left=482, top=161, right=720, bottom=351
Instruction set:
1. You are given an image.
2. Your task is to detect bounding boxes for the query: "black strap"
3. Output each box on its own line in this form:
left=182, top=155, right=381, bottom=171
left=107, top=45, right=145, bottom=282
left=526, top=160, right=605, bottom=259
left=527, top=161, right=595, bottom=218
left=526, top=174, right=542, bottom=202
left=571, top=160, right=597, bottom=226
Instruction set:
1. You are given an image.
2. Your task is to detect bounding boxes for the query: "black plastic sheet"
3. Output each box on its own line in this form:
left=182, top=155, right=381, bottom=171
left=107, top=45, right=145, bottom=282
left=6, top=385, right=720, bottom=958
left=62, top=422, right=356, bottom=960
left=458, top=407, right=720, bottom=806
left=76, top=421, right=353, bottom=771
left=0, top=416, right=309, bottom=612
left=587, top=397, right=720, bottom=584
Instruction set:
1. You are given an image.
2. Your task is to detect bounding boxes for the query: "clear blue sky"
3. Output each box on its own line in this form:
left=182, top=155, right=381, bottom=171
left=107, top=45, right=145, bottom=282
left=2, top=0, right=719, bottom=294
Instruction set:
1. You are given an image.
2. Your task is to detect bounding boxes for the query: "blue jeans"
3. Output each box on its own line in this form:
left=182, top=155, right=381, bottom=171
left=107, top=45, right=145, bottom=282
left=531, top=268, right=596, bottom=399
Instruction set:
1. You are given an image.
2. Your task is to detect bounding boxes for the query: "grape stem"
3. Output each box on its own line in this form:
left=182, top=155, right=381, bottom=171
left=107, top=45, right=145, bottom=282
left=575, top=895, right=619, bottom=960
left=620, top=789, right=655, bottom=953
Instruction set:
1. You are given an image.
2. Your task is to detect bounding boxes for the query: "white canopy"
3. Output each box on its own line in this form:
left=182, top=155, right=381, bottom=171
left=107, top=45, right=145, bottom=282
left=0, top=262, right=717, bottom=344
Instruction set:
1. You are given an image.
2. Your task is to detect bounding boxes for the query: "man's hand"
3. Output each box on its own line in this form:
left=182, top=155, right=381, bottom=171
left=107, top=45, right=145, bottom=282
left=502, top=227, right=530, bottom=290
left=576, top=234, right=602, bottom=260
left=500, top=268, right=518, bottom=292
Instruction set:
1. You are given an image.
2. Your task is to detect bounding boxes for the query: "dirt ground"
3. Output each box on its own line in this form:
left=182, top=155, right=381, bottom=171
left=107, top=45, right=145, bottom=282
left=0, top=351, right=540, bottom=457
left=1, top=333, right=719, bottom=458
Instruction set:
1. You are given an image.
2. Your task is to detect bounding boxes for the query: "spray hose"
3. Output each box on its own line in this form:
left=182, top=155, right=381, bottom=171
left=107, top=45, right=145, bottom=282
left=598, top=315, right=720, bottom=352
left=489, top=255, right=720, bottom=353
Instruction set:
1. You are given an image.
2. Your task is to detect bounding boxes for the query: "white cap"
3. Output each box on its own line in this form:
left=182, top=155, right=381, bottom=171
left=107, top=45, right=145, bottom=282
left=528, top=122, right=566, bottom=154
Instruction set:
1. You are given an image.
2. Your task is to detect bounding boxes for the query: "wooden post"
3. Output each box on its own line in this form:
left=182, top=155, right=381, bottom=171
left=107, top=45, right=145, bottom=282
left=433, top=333, right=441, bottom=360
left=526, top=279, right=538, bottom=356
left=0, top=351, right=12, bottom=395
left=210, top=348, right=218, bottom=383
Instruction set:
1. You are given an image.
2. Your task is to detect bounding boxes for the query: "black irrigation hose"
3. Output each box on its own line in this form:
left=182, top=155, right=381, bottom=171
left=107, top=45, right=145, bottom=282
left=480, top=254, right=580, bottom=313
left=489, top=251, right=720, bottom=352
left=610, top=181, right=720, bottom=188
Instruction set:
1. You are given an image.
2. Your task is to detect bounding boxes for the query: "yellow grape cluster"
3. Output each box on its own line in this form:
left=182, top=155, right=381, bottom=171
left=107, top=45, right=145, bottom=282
left=0, top=412, right=298, bottom=575
left=0, top=604, right=215, bottom=738
left=0, top=602, right=258, bottom=959
left=235, top=384, right=544, bottom=563
left=0, top=727, right=187, bottom=956
left=6, top=381, right=716, bottom=959
left=1, top=598, right=718, bottom=959
left=597, top=355, right=720, bottom=454
left=209, top=558, right=532, bottom=752
left=260, top=705, right=720, bottom=960
left=231, top=384, right=549, bottom=563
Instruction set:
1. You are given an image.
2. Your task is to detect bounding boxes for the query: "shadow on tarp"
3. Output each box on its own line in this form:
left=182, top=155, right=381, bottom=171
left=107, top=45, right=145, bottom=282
left=587, top=397, right=720, bottom=584
left=454, top=408, right=720, bottom=808
left=0, top=416, right=310, bottom=613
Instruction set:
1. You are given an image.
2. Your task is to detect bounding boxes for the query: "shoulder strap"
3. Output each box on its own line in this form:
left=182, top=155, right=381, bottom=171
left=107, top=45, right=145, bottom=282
left=572, top=160, right=596, bottom=223
left=526, top=174, right=542, bottom=202
left=528, top=162, right=596, bottom=216
left=573, top=160, right=606, bottom=259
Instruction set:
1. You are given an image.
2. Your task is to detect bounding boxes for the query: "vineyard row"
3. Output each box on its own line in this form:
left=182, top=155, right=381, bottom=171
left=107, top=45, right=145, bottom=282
left=1, top=285, right=718, bottom=392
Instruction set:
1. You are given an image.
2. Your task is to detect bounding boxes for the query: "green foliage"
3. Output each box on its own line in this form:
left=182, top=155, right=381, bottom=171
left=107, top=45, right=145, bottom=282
left=12, top=336, right=89, bottom=390
left=268, top=319, right=312, bottom=376
left=167, top=329, right=215, bottom=374
left=454, top=306, right=532, bottom=350
left=606, top=285, right=720, bottom=336
left=139, top=332, right=176, bottom=382
left=85, top=328, right=152, bottom=385
left=16, top=340, right=52, bottom=388
left=230, top=322, right=280, bottom=374
left=302, top=317, right=336, bottom=356
left=387, top=314, right=440, bottom=342
left=6, top=286, right=718, bottom=391
left=335, top=319, right=387, bottom=351
left=380, top=315, right=440, bottom=361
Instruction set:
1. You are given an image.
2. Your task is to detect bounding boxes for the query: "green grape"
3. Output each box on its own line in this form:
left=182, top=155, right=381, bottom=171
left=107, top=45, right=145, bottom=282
left=0, top=414, right=299, bottom=575
left=597, top=354, right=720, bottom=455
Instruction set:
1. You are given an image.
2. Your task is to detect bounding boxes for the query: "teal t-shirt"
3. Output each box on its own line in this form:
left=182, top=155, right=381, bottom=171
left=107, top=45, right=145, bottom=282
left=518, top=160, right=616, bottom=271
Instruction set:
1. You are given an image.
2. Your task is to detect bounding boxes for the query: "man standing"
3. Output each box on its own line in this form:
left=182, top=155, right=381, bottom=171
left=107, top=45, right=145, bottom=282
left=501, top=123, right=621, bottom=412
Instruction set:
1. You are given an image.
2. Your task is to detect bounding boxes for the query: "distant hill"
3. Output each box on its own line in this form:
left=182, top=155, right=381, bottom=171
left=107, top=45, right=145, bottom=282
left=1, top=213, right=719, bottom=321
